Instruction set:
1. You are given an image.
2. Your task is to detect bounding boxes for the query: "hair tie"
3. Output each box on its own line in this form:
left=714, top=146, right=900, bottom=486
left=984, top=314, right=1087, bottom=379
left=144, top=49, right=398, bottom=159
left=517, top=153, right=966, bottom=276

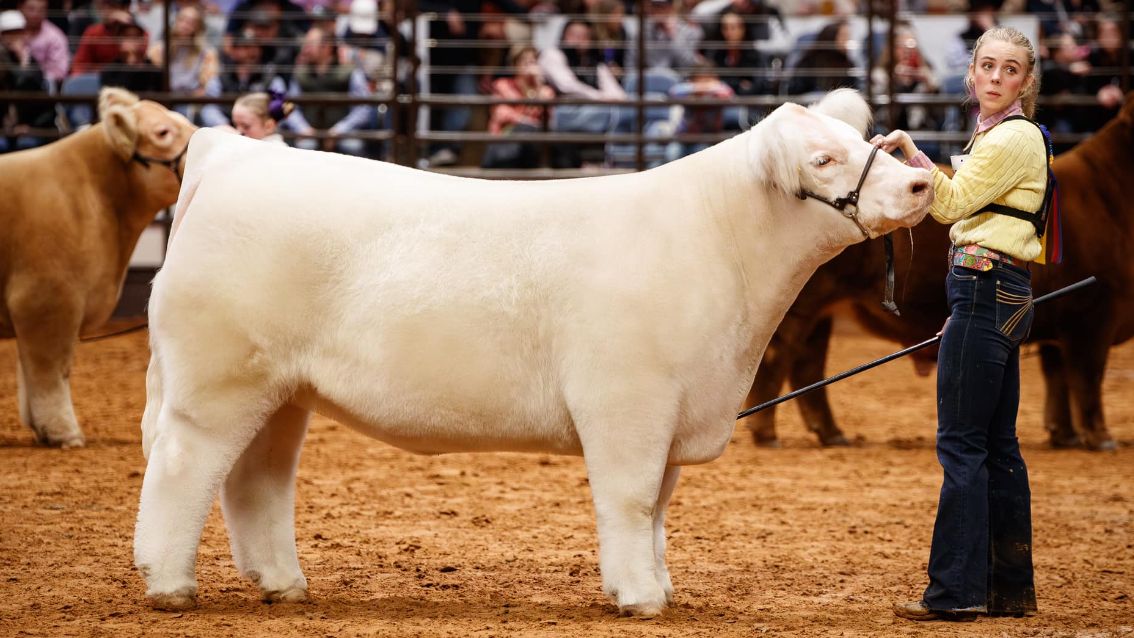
left=267, top=89, right=288, bottom=121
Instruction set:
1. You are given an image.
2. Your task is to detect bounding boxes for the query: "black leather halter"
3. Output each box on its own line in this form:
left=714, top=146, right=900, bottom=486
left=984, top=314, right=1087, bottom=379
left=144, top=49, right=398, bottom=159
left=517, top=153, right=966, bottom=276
left=796, top=144, right=900, bottom=315
left=795, top=144, right=881, bottom=239
left=132, top=141, right=190, bottom=182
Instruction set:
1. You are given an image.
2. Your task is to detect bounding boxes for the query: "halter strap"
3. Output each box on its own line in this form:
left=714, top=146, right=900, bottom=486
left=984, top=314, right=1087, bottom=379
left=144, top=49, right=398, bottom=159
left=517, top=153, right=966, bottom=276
left=795, top=144, right=900, bottom=315
left=132, top=141, right=190, bottom=183
left=795, top=144, right=881, bottom=239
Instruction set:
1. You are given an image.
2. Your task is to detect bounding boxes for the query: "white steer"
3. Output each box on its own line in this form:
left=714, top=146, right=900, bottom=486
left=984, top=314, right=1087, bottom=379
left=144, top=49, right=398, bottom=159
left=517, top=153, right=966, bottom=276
left=134, top=89, right=932, bottom=617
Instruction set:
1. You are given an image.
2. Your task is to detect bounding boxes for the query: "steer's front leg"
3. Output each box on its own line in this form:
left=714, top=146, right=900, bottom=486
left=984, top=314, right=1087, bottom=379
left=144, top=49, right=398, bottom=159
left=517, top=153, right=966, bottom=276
left=577, top=413, right=674, bottom=618
left=11, top=297, right=85, bottom=448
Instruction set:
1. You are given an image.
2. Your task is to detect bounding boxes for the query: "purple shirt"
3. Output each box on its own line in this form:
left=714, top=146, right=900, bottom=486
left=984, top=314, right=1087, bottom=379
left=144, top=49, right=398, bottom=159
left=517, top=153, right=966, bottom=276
left=26, top=19, right=70, bottom=83
left=906, top=100, right=1025, bottom=170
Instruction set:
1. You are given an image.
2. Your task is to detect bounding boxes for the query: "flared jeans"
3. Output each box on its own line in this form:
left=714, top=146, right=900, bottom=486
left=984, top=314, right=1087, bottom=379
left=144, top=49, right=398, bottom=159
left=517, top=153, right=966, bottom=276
left=923, top=260, right=1038, bottom=615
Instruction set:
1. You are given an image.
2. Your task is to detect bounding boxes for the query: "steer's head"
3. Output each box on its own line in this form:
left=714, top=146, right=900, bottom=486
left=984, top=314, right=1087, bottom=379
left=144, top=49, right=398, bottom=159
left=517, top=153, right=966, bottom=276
left=99, top=87, right=197, bottom=207
left=749, top=89, right=933, bottom=241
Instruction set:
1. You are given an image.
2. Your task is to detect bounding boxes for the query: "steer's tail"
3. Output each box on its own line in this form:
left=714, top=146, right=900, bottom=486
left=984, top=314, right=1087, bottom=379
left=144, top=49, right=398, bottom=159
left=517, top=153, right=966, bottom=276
left=140, top=346, right=163, bottom=460
left=169, top=127, right=234, bottom=244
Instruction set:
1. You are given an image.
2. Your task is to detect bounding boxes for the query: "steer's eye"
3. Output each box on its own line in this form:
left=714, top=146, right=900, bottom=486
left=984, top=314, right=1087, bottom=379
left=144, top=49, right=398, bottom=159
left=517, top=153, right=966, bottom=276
left=813, top=155, right=833, bottom=167
left=156, top=128, right=171, bottom=139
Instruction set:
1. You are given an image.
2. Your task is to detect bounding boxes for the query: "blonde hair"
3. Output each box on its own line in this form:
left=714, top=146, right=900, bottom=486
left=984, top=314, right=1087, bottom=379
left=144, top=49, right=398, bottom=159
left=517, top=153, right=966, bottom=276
left=233, top=91, right=294, bottom=123
left=964, top=26, right=1041, bottom=118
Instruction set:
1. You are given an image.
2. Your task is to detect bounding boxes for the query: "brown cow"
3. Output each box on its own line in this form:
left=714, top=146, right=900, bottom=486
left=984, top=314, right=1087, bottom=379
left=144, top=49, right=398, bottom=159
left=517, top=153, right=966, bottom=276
left=745, top=94, right=1133, bottom=451
left=0, top=87, right=196, bottom=447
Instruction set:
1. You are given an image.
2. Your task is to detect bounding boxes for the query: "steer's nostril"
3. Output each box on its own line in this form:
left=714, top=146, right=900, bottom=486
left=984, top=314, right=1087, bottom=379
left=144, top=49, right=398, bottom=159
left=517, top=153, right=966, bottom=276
left=912, top=181, right=929, bottom=195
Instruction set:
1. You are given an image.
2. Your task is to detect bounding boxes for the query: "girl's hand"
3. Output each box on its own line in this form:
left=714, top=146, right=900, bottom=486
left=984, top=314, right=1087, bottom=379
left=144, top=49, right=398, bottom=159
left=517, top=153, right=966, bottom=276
left=870, top=130, right=917, bottom=160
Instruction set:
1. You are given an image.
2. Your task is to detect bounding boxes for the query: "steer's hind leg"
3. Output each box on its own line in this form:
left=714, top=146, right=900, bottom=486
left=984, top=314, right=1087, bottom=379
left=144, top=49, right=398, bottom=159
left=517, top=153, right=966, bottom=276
left=653, top=465, right=681, bottom=604
left=134, top=399, right=267, bottom=611
left=221, top=402, right=310, bottom=604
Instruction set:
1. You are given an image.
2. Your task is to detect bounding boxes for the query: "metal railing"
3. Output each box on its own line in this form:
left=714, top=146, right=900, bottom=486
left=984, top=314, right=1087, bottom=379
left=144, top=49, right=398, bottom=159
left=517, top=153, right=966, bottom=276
left=1, top=0, right=1131, bottom=175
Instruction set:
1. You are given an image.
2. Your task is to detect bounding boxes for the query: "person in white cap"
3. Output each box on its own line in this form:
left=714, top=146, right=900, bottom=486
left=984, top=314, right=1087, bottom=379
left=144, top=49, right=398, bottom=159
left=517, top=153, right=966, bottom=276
left=17, top=0, right=69, bottom=86
left=1, top=8, right=53, bottom=152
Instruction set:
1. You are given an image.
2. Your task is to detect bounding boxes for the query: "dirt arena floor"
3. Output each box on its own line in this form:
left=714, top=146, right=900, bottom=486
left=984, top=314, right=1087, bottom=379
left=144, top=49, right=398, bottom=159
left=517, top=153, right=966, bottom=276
left=1, top=316, right=1131, bottom=638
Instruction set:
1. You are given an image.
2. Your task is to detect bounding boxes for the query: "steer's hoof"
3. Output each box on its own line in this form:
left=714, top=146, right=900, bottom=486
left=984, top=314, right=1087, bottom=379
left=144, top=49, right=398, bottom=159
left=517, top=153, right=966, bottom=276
left=618, top=600, right=665, bottom=618
left=1088, top=439, right=1117, bottom=452
left=751, top=434, right=781, bottom=449
left=262, top=587, right=309, bottom=604
left=1049, top=435, right=1083, bottom=449
left=820, top=434, right=850, bottom=447
left=148, top=588, right=198, bottom=611
left=35, top=431, right=85, bottom=449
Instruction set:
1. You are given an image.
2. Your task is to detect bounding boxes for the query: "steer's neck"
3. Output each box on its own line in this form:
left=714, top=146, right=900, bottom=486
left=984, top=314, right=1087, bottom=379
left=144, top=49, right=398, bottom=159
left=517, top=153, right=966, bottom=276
left=69, top=126, right=171, bottom=277
left=672, top=135, right=857, bottom=382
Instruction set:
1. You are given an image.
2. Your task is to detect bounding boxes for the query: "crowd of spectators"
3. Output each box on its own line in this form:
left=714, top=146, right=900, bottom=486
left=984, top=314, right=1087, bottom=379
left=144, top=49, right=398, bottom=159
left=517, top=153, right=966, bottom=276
left=0, top=0, right=1130, bottom=168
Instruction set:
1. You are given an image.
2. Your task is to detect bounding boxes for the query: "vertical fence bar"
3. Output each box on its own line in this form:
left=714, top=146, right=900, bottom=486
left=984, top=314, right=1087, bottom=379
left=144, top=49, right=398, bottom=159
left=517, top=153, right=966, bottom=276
left=635, top=0, right=646, bottom=172
left=865, top=0, right=875, bottom=108
left=885, top=0, right=896, bottom=132
left=389, top=0, right=402, bottom=164
left=1123, top=0, right=1131, bottom=92
left=408, top=0, right=420, bottom=167
left=162, top=0, right=172, bottom=92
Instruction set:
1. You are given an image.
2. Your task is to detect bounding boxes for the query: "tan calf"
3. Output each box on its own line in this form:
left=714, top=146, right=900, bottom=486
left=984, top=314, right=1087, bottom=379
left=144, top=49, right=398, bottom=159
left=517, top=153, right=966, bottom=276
left=0, top=87, right=196, bottom=447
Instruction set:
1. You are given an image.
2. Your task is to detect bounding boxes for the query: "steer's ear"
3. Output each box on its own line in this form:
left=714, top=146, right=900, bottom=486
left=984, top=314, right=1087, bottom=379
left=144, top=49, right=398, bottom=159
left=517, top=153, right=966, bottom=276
left=809, top=88, right=872, bottom=137
left=750, top=103, right=804, bottom=196
left=101, top=102, right=139, bottom=162
left=98, top=87, right=140, bottom=113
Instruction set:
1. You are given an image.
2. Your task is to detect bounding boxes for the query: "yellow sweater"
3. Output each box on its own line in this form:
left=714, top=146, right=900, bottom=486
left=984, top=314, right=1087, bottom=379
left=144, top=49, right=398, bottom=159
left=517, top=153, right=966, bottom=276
left=926, top=119, right=1047, bottom=262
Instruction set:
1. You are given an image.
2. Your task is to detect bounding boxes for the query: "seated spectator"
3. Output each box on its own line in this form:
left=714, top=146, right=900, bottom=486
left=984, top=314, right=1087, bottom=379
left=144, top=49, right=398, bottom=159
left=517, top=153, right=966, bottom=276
left=1025, top=0, right=1100, bottom=41
left=230, top=89, right=292, bottom=144
left=133, top=0, right=168, bottom=41
left=871, top=22, right=939, bottom=157
left=588, top=0, right=628, bottom=74
left=18, top=0, right=69, bottom=87
left=785, top=19, right=856, bottom=96
left=540, top=19, right=626, bottom=167
left=200, top=27, right=286, bottom=127
left=225, top=0, right=306, bottom=80
left=624, top=0, right=703, bottom=74
left=356, top=47, right=391, bottom=158
left=693, top=0, right=782, bottom=44
left=69, top=0, right=114, bottom=46
left=225, top=0, right=308, bottom=42
left=1, top=9, right=54, bottom=152
left=701, top=10, right=769, bottom=95
left=1037, top=29, right=1092, bottom=141
left=72, top=0, right=149, bottom=76
left=147, top=4, right=219, bottom=101
left=98, top=16, right=163, bottom=92
left=287, top=25, right=373, bottom=155
left=943, top=0, right=999, bottom=73
left=665, top=59, right=733, bottom=161
left=482, top=45, right=555, bottom=169
left=870, top=22, right=938, bottom=127
left=1085, top=13, right=1129, bottom=125
left=342, top=0, right=395, bottom=59
left=788, top=0, right=857, bottom=15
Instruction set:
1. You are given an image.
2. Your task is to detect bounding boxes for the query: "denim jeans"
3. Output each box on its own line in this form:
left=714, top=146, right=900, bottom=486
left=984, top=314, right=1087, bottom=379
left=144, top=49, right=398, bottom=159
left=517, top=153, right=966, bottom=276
left=923, top=260, right=1038, bottom=615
